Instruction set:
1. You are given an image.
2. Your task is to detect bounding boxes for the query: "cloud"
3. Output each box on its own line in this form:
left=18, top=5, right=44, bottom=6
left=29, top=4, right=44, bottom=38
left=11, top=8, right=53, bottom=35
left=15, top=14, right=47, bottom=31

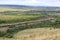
left=36, top=0, right=60, bottom=6
left=0, top=0, right=60, bottom=6
left=17, top=0, right=40, bottom=5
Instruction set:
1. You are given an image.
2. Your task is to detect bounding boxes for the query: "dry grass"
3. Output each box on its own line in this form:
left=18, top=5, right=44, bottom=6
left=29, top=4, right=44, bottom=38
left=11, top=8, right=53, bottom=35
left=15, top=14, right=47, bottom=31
left=0, top=28, right=60, bottom=40
left=0, top=14, right=37, bottom=20
left=0, top=7, right=18, bottom=11
left=0, top=27, right=8, bottom=32
left=0, top=14, right=38, bottom=24
left=0, top=7, right=32, bottom=12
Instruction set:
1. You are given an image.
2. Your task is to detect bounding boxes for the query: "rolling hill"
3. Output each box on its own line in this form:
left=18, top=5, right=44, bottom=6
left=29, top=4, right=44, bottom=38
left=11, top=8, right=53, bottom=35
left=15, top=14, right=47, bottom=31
left=0, top=5, right=60, bottom=11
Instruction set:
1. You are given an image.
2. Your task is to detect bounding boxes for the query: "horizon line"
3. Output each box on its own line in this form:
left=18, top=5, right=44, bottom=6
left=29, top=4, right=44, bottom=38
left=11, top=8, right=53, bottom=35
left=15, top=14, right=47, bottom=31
left=0, top=4, right=60, bottom=7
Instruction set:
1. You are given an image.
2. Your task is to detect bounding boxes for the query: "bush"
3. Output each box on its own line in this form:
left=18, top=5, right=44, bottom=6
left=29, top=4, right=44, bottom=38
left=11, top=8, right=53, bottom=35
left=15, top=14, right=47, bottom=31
left=0, top=31, right=6, bottom=37
left=5, top=33, right=13, bottom=38
left=7, top=28, right=19, bottom=34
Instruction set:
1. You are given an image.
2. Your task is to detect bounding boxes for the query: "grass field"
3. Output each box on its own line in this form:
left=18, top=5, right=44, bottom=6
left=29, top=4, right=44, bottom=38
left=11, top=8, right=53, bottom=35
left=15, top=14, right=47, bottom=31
left=0, top=7, right=60, bottom=40
left=0, top=7, right=40, bottom=12
left=0, top=14, right=39, bottom=24
left=0, top=28, right=60, bottom=40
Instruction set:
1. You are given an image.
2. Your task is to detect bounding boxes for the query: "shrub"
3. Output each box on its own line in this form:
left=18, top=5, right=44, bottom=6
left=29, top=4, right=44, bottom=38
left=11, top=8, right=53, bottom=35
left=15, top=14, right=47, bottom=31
left=5, top=33, right=13, bottom=38
left=0, top=31, right=6, bottom=37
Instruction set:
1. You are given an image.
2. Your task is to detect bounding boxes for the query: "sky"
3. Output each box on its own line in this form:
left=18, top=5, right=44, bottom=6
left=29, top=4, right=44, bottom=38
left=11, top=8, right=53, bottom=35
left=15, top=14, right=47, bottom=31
left=0, top=0, right=60, bottom=7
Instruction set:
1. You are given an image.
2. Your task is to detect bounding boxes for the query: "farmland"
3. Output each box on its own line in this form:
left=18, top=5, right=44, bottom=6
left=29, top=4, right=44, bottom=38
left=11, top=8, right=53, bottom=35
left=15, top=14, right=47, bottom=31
left=0, top=7, right=60, bottom=40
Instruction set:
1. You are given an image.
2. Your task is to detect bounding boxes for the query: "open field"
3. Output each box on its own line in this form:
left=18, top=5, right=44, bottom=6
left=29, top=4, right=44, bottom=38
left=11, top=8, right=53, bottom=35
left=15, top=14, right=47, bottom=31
left=0, top=7, right=43, bottom=12
left=0, top=7, right=32, bottom=12
left=0, top=14, right=39, bottom=24
left=13, top=28, right=60, bottom=40
left=0, top=7, right=19, bottom=11
left=0, top=7, right=60, bottom=40
left=0, top=28, right=60, bottom=40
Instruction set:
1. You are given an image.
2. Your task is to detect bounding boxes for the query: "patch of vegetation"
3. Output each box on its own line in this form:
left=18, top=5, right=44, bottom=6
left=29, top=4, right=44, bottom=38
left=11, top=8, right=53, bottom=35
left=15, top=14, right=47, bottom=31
left=0, top=11, right=43, bottom=24
left=0, top=31, right=6, bottom=37
left=0, top=19, right=60, bottom=38
left=0, top=11, right=60, bottom=38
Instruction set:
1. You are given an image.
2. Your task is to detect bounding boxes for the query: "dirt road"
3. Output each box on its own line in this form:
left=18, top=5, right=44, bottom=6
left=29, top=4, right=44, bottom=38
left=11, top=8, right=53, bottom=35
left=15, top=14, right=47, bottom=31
left=0, top=17, right=55, bottom=27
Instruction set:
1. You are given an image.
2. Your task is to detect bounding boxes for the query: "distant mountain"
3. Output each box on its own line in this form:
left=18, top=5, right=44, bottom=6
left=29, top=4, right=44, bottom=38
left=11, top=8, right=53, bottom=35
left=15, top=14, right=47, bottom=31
left=0, top=5, right=33, bottom=8
left=0, top=5, right=60, bottom=8
left=0, top=5, right=60, bottom=11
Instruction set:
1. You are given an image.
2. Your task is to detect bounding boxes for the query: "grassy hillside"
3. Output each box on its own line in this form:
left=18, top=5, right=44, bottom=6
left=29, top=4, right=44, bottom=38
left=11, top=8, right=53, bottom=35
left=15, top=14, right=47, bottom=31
left=0, top=7, right=33, bottom=11
left=0, top=7, right=60, bottom=40
left=0, top=28, right=60, bottom=40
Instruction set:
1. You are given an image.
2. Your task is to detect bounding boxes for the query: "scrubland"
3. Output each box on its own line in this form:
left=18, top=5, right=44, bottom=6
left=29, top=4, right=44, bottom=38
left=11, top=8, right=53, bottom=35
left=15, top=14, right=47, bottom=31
left=0, top=8, right=60, bottom=40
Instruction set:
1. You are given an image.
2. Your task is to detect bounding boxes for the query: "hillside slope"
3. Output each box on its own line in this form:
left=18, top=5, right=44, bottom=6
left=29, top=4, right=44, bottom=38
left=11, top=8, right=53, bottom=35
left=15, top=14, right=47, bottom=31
left=0, top=28, right=60, bottom=40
